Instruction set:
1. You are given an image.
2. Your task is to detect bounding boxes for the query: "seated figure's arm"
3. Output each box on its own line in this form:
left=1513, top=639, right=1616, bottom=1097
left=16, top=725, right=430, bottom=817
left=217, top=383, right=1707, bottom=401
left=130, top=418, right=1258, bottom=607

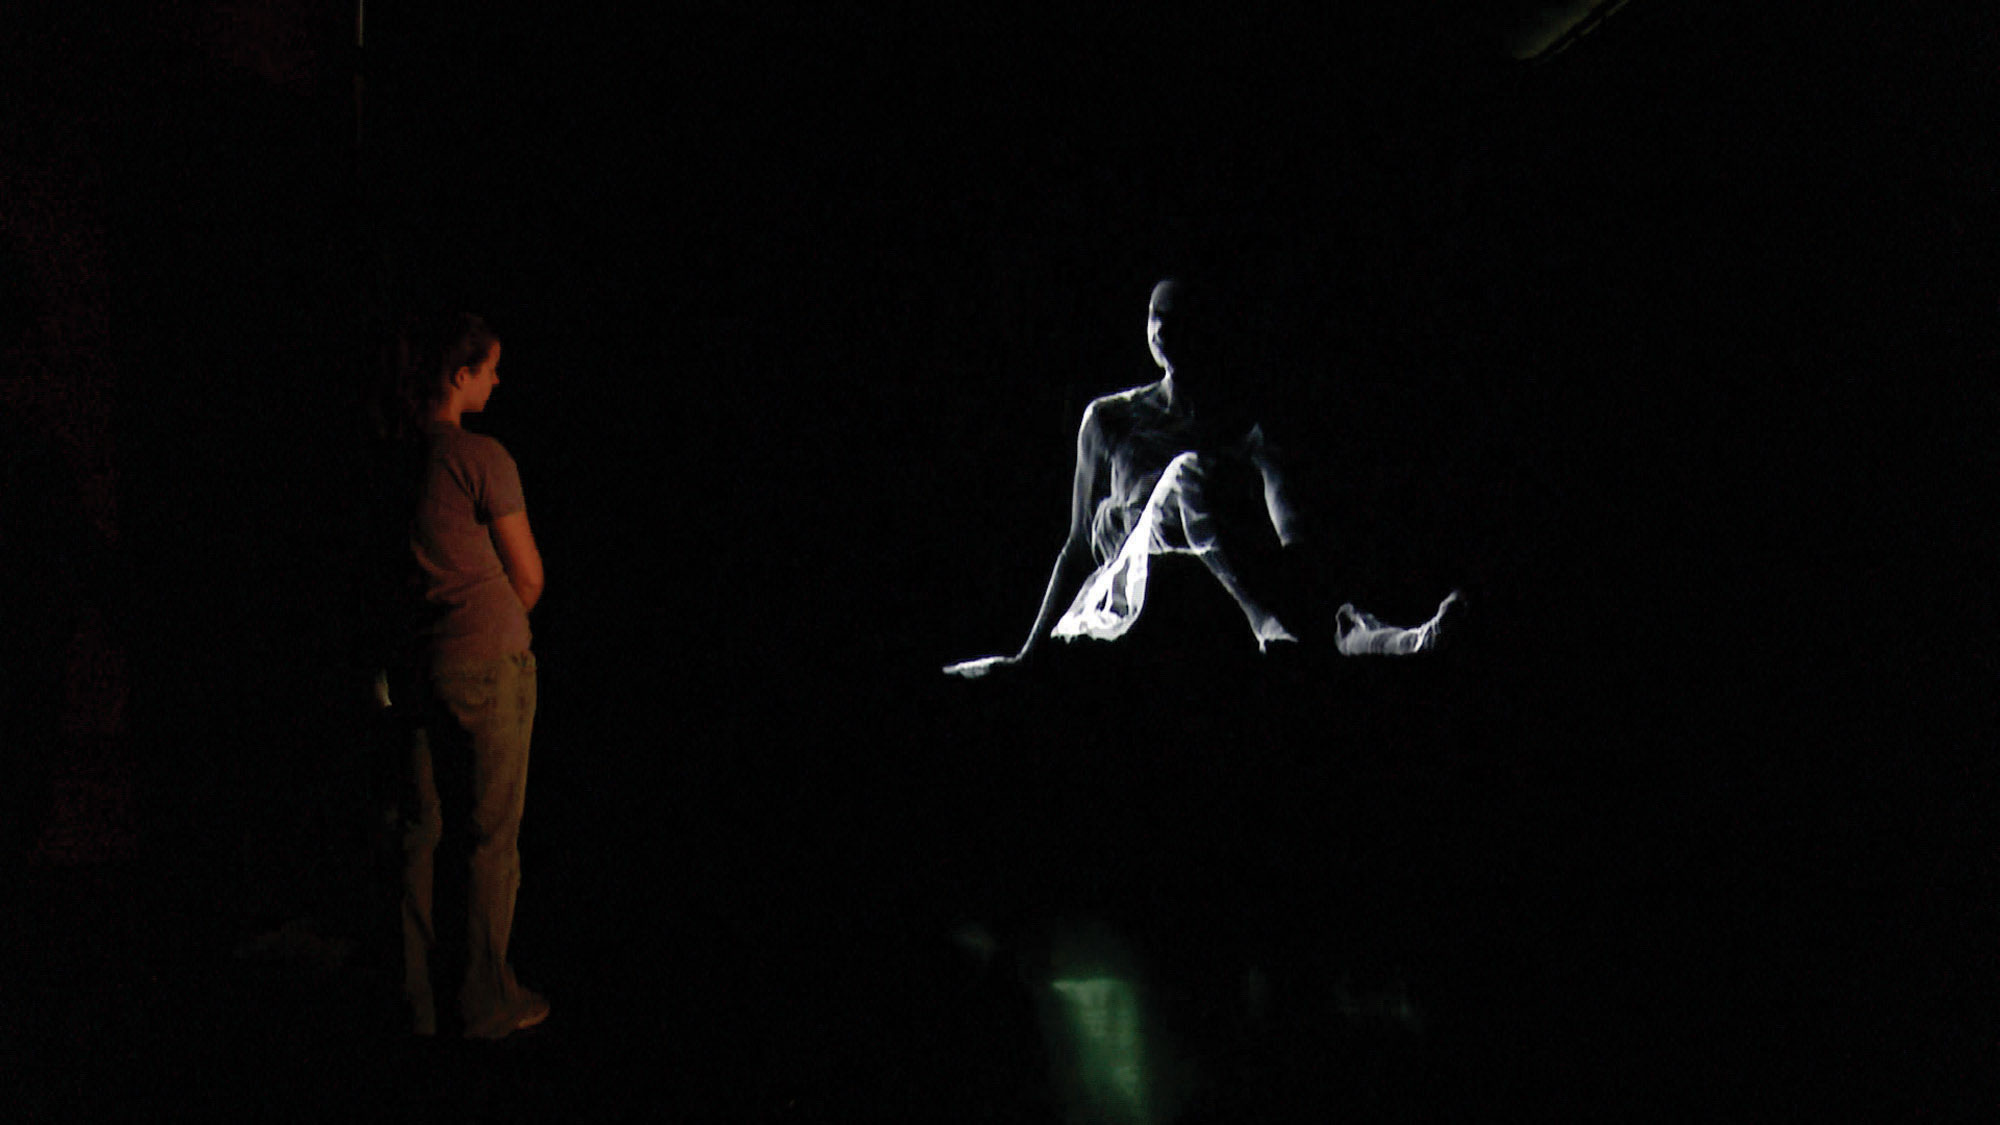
left=945, top=403, right=1110, bottom=678
left=1250, top=435, right=1302, bottom=548
left=1015, top=404, right=1109, bottom=659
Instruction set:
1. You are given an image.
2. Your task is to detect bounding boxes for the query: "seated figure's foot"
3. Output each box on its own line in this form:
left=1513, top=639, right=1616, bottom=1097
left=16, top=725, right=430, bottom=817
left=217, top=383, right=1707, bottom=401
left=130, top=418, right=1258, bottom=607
left=1334, top=603, right=1393, bottom=654
left=1417, top=590, right=1463, bottom=653
left=1335, top=596, right=1456, bottom=656
left=1335, top=603, right=1366, bottom=638
left=1396, top=589, right=1462, bottom=654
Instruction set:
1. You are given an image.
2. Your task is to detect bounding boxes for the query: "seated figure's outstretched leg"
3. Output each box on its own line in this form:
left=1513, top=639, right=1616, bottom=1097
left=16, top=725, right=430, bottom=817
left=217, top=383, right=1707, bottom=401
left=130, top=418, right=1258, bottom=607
left=1154, top=453, right=1297, bottom=652
left=1335, top=590, right=1460, bottom=656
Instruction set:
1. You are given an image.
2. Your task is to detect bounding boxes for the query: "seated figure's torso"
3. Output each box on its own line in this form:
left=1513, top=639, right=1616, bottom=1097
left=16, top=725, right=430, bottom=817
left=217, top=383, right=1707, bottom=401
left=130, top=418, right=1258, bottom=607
left=1087, top=383, right=1265, bottom=564
left=1086, top=385, right=1181, bottom=558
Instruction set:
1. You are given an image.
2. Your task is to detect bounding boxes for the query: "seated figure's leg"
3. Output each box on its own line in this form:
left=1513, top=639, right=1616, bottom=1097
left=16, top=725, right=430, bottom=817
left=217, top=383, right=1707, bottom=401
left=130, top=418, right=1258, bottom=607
left=1153, top=453, right=1297, bottom=652
left=1335, top=591, right=1459, bottom=656
left=1052, top=527, right=1154, bottom=643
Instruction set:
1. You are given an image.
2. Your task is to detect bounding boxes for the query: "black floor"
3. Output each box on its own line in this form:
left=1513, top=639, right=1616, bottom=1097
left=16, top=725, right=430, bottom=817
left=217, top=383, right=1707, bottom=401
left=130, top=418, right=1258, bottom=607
left=7, top=621, right=1991, bottom=1122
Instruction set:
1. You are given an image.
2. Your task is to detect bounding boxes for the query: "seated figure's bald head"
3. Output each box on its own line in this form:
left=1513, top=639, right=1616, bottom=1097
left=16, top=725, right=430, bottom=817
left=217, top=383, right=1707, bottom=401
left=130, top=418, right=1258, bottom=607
left=1147, top=276, right=1211, bottom=373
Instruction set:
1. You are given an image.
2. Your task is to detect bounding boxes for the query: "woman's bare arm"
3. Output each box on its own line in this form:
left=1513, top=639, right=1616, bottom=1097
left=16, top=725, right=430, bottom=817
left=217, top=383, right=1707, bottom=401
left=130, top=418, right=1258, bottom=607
left=491, top=509, right=544, bottom=613
left=945, top=402, right=1111, bottom=677
left=1013, top=403, right=1110, bottom=659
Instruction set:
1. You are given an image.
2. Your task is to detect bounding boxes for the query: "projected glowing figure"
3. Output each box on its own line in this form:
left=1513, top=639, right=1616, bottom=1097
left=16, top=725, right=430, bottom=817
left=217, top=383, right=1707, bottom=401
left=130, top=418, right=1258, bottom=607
left=946, top=278, right=1455, bottom=678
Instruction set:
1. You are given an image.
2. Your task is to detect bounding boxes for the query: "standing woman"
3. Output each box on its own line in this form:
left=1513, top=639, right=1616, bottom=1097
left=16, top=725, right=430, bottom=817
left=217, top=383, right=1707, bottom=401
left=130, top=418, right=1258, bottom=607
left=389, top=313, right=548, bottom=1038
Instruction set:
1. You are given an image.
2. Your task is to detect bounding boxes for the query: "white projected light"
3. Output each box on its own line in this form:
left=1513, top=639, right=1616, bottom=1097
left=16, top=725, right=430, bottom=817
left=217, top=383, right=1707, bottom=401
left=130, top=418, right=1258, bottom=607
left=946, top=278, right=1457, bottom=677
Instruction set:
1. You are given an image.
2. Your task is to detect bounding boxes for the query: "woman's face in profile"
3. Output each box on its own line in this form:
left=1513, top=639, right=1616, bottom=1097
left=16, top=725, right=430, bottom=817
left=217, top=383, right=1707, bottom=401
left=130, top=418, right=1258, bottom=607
left=460, top=342, right=502, bottom=413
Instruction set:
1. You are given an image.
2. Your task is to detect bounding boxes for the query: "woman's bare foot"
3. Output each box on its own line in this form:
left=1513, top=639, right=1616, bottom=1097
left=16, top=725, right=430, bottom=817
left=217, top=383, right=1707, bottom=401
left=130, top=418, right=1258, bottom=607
left=1336, top=590, right=1460, bottom=656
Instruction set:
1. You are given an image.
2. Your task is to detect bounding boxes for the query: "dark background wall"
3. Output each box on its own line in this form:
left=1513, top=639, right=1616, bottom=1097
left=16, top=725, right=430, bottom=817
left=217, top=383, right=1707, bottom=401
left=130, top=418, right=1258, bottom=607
left=5, top=2, right=1993, bottom=1114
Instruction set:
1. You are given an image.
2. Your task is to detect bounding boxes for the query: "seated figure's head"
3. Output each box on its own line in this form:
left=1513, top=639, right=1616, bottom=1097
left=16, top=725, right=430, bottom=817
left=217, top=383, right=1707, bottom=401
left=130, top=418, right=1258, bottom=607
left=1146, top=277, right=1194, bottom=373
left=1149, top=273, right=1274, bottom=429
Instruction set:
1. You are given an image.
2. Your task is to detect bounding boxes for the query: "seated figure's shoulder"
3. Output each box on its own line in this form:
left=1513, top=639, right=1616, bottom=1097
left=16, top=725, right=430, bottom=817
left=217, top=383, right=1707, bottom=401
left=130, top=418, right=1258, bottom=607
left=1081, top=383, right=1156, bottom=434
left=1076, top=395, right=1112, bottom=442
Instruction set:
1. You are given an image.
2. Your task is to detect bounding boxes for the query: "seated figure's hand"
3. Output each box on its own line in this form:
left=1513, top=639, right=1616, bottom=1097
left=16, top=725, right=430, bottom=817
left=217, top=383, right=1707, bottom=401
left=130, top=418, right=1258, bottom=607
left=1253, top=616, right=1299, bottom=653
left=942, top=655, right=1020, bottom=679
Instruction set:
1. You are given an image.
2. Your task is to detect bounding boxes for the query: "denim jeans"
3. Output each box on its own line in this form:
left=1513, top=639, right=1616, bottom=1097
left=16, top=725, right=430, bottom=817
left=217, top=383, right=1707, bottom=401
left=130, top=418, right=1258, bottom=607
left=401, top=651, right=536, bottom=1035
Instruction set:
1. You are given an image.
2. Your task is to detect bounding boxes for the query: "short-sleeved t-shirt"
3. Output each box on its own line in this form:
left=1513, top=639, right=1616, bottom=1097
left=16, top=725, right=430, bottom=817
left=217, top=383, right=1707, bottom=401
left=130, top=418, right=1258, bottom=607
left=412, top=420, right=532, bottom=664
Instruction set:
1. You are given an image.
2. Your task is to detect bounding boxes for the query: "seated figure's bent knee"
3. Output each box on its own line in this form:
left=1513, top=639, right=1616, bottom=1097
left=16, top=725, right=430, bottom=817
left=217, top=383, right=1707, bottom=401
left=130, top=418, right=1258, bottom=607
left=1151, top=452, right=1215, bottom=553
left=1160, top=452, right=1206, bottom=497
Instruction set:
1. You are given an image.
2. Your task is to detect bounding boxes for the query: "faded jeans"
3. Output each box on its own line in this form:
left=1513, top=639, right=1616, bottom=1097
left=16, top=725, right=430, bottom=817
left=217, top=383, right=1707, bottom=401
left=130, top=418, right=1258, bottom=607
left=401, top=651, right=536, bottom=1035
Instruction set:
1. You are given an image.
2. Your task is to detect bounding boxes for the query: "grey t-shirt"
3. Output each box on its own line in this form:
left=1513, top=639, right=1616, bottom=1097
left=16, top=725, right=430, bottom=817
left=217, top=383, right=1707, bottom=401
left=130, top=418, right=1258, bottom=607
left=413, top=420, right=532, bottom=664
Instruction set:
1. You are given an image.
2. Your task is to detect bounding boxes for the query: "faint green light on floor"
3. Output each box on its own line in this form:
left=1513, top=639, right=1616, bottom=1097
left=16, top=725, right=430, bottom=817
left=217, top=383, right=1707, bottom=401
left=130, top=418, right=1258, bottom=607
left=1050, top=975, right=1150, bottom=1125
